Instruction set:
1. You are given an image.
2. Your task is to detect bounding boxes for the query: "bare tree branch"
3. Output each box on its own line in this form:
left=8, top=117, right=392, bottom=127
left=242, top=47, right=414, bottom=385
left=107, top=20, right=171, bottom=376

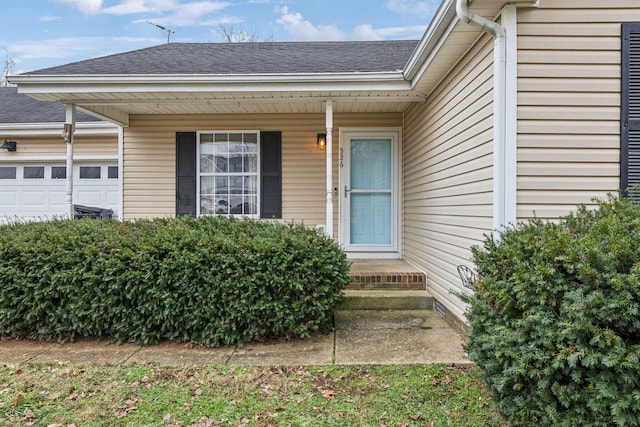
left=217, top=25, right=274, bottom=43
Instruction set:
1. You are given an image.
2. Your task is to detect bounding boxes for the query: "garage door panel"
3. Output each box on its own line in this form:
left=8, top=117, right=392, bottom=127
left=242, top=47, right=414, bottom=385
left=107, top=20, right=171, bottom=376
left=0, top=163, right=119, bottom=222
left=77, top=191, right=103, bottom=206
left=0, top=192, right=17, bottom=205
left=22, top=191, right=47, bottom=206
left=50, top=191, right=66, bottom=205
left=107, top=191, right=119, bottom=205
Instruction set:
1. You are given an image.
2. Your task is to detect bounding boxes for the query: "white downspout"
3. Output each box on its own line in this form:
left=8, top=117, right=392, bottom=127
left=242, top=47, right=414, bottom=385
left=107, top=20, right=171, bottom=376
left=325, top=99, right=334, bottom=238
left=456, top=0, right=508, bottom=235
left=63, top=104, right=76, bottom=219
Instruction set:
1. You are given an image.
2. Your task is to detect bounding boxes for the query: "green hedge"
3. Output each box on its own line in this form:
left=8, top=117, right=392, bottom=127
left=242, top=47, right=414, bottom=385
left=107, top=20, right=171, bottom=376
left=0, top=216, right=350, bottom=347
left=461, top=194, right=640, bottom=426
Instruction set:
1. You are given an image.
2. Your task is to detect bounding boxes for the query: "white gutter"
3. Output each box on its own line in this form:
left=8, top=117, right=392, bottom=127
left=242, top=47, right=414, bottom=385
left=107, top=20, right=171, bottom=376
left=0, top=121, right=118, bottom=136
left=9, top=72, right=407, bottom=85
left=456, top=0, right=510, bottom=235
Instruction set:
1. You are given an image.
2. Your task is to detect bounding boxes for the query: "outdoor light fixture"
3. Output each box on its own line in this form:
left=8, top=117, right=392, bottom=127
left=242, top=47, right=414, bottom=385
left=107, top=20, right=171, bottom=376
left=317, top=133, right=327, bottom=150
left=62, top=123, right=73, bottom=143
left=1, top=139, right=16, bottom=152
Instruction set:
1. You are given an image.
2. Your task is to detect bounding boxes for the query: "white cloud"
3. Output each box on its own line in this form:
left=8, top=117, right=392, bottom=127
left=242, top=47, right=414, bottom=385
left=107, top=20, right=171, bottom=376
left=386, top=0, right=437, bottom=18
left=38, top=15, right=63, bottom=22
left=9, top=36, right=158, bottom=66
left=56, top=0, right=104, bottom=14
left=275, top=6, right=346, bottom=41
left=275, top=6, right=424, bottom=41
left=99, top=0, right=231, bottom=28
left=102, top=0, right=180, bottom=15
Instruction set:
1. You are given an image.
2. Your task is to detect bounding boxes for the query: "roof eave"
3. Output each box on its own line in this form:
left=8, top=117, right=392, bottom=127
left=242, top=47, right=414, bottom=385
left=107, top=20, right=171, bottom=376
left=403, top=0, right=458, bottom=82
left=8, top=71, right=407, bottom=87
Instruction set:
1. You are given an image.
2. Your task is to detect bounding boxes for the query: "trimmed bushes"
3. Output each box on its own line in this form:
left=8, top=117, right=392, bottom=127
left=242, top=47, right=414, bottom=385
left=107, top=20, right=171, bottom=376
left=462, top=194, right=640, bottom=426
left=0, top=216, right=350, bottom=347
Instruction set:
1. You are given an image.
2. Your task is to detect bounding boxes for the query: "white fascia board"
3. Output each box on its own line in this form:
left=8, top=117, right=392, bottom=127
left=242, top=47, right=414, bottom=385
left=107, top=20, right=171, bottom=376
left=9, top=72, right=409, bottom=95
left=403, top=0, right=458, bottom=82
left=0, top=155, right=118, bottom=162
left=0, top=121, right=119, bottom=136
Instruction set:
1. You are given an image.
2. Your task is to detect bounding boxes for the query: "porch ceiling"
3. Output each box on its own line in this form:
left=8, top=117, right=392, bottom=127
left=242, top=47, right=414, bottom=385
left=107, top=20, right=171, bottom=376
left=22, top=89, right=425, bottom=124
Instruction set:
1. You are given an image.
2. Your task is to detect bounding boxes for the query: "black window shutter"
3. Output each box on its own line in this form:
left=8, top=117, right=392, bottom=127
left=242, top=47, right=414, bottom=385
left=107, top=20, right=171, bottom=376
left=621, top=23, right=640, bottom=197
left=176, top=132, right=197, bottom=216
left=261, top=131, right=282, bottom=218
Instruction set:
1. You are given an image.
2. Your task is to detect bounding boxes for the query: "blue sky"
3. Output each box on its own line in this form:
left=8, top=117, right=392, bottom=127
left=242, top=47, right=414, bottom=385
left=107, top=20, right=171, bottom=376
left=1, top=0, right=438, bottom=74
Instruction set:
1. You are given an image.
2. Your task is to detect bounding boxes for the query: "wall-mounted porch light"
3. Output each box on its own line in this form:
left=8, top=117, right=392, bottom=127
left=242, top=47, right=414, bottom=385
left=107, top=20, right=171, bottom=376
left=1, top=139, right=16, bottom=152
left=317, top=133, right=327, bottom=150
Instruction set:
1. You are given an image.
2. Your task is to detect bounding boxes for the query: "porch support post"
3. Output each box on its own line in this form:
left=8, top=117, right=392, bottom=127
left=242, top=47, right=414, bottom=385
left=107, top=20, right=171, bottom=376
left=63, top=104, right=76, bottom=219
left=325, top=99, right=334, bottom=238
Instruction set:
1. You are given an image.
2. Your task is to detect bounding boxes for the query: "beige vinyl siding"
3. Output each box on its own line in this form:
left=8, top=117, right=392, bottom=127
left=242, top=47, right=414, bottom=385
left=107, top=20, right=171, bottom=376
left=516, top=2, right=640, bottom=220
left=122, top=113, right=402, bottom=229
left=403, top=33, right=495, bottom=321
left=6, top=135, right=117, bottom=158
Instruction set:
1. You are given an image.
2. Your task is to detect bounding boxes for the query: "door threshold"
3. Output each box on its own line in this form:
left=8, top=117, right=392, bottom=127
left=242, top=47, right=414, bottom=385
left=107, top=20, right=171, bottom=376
left=346, top=253, right=402, bottom=260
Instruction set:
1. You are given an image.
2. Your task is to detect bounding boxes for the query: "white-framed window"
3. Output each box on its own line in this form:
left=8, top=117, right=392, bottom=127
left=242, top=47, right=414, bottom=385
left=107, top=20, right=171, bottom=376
left=197, top=131, right=259, bottom=217
left=79, top=166, right=101, bottom=179
left=51, top=166, right=66, bottom=179
left=107, top=166, right=118, bottom=179
left=23, top=166, right=45, bottom=179
left=0, top=166, right=16, bottom=179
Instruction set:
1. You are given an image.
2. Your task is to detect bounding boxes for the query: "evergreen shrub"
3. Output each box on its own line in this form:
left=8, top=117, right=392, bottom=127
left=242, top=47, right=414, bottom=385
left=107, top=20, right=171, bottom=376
left=462, top=194, right=640, bottom=426
left=0, top=216, right=350, bottom=347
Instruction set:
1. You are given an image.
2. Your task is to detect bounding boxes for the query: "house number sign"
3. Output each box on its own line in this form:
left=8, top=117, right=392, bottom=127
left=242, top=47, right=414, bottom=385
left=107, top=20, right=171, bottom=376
left=339, top=148, right=344, bottom=168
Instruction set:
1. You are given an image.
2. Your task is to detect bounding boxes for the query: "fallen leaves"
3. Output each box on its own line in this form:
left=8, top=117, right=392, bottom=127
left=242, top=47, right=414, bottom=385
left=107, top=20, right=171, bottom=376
left=319, top=388, right=336, bottom=399
left=113, top=398, right=139, bottom=418
left=0, top=364, right=500, bottom=426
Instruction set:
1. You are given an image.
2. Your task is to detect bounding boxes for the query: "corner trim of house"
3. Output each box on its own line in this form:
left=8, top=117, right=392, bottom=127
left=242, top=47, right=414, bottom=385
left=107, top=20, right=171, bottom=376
left=434, top=298, right=469, bottom=335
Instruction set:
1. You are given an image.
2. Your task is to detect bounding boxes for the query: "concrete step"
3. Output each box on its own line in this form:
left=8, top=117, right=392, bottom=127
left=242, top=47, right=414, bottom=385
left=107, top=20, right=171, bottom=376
left=338, top=289, right=434, bottom=311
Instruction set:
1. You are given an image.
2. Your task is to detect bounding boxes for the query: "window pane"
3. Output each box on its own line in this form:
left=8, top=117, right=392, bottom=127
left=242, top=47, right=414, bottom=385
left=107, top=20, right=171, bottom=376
left=351, top=139, right=391, bottom=190
left=214, top=141, right=228, bottom=173
left=108, top=166, right=118, bottom=179
left=245, top=176, right=257, bottom=194
left=51, top=166, right=66, bottom=179
left=215, top=176, right=229, bottom=214
left=243, top=133, right=257, bottom=144
left=229, top=142, right=243, bottom=172
left=80, top=166, right=101, bottom=179
left=24, top=166, right=44, bottom=179
left=200, top=142, right=215, bottom=173
left=229, top=132, right=242, bottom=143
left=200, top=176, right=216, bottom=215
left=0, top=166, right=16, bottom=179
left=244, top=141, right=257, bottom=173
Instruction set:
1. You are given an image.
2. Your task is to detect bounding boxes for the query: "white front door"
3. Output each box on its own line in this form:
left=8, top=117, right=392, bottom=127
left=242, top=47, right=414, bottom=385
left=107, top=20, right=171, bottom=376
left=340, top=129, right=400, bottom=255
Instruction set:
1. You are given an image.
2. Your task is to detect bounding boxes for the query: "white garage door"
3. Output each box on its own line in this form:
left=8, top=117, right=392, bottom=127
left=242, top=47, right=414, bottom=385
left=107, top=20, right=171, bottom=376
left=0, top=162, right=119, bottom=222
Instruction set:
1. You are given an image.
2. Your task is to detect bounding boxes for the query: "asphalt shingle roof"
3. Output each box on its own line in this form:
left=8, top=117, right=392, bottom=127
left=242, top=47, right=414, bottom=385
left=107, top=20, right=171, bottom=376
left=0, top=87, right=102, bottom=124
left=24, top=40, right=419, bottom=75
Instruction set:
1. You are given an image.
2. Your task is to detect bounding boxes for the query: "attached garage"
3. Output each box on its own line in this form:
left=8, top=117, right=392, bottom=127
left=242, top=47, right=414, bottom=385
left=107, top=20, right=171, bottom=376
left=0, top=87, right=120, bottom=222
left=0, top=162, right=119, bottom=222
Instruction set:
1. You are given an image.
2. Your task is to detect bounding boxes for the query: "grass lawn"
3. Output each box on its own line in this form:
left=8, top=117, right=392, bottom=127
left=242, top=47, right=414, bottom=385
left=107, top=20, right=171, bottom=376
left=0, top=363, right=505, bottom=426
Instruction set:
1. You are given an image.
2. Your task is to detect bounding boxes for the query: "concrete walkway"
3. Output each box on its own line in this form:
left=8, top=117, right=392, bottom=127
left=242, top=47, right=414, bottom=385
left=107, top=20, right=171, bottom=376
left=0, top=310, right=470, bottom=367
